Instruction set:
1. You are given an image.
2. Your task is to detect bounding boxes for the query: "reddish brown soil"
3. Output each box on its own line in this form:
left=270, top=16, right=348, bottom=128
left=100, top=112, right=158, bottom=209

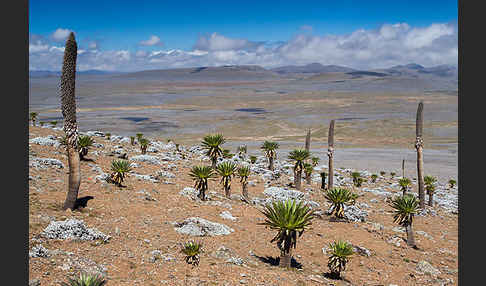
left=29, top=126, right=458, bottom=286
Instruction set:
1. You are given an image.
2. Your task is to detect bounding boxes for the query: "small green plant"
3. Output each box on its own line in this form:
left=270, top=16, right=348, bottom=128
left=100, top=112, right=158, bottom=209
left=371, top=174, right=378, bottom=183
left=50, top=120, right=58, bottom=127
left=181, top=240, right=203, bottom=266
left=110, top=160, right=131, bottom=187
left=105, top=133, right=111, bottom=140
left=424, top=175, right=437, bottom=206
left=380, top=171, right=386, bottom=176
left=189, top=165, right=215, bottom=201
left=351, top=172, right=364, bottom=187
left=390, top=172, right=396, bottom=178
left=288, top=149, right=310, bottom=190
left=139, top=138, right=149, bottom=154
left=250, top=155, right=257, bottom=164
left=40, top=121, right=45, bottom=127
left=237, top=145, right=247, bottom=155
left=60, top=272, right=107, bottom=286
left=237, top=165, right=251, bottom=201
left=304, top=163, right=314, bottom=184
left=390, top=194, right=420, bottom=248
left=30, top=112, right=38, bottom=126
left=78, top=135, right=94, bottom=160
left=324, top=188, right=357, bottom=219
left=328, top=240, right=354, bottom=280
left=222, top=149, right=233, bottom=159
left=136, top=133, right=143, bottom=142
left=311, top=157, right=320, bottom=167
left=398, top=177, right=412, bottom=195
left=201, top=134, right=226, bottom=168
left=261, top=141, right=279, bottom=171
left=130, top=136, right=135, bottom=145
left=259, top=199, right=315, bottom=268
left=448, top=179, right=456, bottom=188
left=216, top=161, right=238, bottom=198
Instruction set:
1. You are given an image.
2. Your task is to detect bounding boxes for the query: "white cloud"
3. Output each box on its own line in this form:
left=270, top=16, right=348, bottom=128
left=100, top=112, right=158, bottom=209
left=139, top=35, right=163, bottom=46
left=29, top=22, right=457, bottom=72
left=51, top=28, right=72, bottom=42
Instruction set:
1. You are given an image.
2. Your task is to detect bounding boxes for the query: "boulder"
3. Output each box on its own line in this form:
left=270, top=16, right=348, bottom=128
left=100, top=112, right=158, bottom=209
left=173, top=217, right=234, bottom=236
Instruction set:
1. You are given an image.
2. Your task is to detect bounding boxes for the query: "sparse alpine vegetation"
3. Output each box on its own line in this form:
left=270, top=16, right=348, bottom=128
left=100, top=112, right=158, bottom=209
left=78, top=135, right=94, bottom=161
left=60, top=272, right=107, bottom=286
left=324, top=188, right=357, bottom=219
left=109, top=159, right=131, bottom=187
left=201, top=134, right=226, bottom=169
left=327, top=240, right=354, bottom=280
left=261, top=141, right=279, bottom=171
left=181, top=240, right=203, bottom=266
left=216, top=161, right=238, bottom=198
left=390, top=194, right=420, bottom=248
left=189, top=165, right=215, bottom=201
left=288, top=149, right=310, bottom=190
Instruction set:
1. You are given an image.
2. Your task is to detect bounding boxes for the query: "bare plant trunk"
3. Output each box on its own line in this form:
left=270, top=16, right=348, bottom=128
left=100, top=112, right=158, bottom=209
left=198, top=184, right=207, bottom=201
left=415, top=102, right=425, bottom=209
left=306, top=173, right=312, bottom=184
left=269, top=156, right=274, bottom=171
left=428, top=190, right=434, bottom=207
left=242, top=182, right=249, bottom=202
left=63, top=146, right=81, bottom=210
left=279, top=248, right=292, bottom=268
left=405, top=224, right=416, bottom=247
left=60, top=32, right=81, bottom=211
left=328, top=120, right=335, bottom=191
left=305, top=129, right=311, bottom=153
left=294, top=170, right=302, bottom=190
left=211, top=157, right=217, bottom=169
left=320, top=174, right=326, bottom=190
left=224, top=180, right=231, bottom=198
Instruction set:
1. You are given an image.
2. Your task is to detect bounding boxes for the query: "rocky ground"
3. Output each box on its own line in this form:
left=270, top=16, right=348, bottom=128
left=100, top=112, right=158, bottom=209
left=28, top=125, right=458, bottom=286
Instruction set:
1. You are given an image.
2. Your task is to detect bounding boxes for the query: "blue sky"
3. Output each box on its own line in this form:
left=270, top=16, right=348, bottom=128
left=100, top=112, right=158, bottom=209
left=29, top=0, right=458, bottom=71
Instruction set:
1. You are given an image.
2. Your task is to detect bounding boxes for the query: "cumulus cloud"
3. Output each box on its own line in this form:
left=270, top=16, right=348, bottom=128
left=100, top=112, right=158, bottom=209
left=193, top=32, right=263, bottom=51
left=51, top=28, right=73, bottom=42
left=139, top=35, right=163, bottom=46
left=29, top=22, right=457, bottom=72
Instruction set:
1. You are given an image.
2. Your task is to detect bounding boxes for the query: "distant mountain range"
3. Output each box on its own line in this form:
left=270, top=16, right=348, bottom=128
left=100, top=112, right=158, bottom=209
left=29, top=63, right=458, bottom=82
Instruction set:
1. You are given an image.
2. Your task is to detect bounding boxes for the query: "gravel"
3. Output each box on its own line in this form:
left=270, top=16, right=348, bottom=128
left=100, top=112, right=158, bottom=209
left=173, top=217, right=234, bottom=236
left=29, top=136, right=61, bottom=148
left=29, top=244, right=50, bottom=258
left=29, top=158, right=65, bottom=169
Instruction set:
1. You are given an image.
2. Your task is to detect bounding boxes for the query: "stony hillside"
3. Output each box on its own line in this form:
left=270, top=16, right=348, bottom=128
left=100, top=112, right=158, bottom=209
left=28, top=125, right=458, bottom=286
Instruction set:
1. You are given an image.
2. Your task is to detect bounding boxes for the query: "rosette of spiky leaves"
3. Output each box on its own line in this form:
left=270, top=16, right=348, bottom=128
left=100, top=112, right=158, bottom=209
left=30, top=112, right=38, bottom=126
left=136, top=133, right=143, bottom=142
left=201, top=134, right=226, bottom=167
left=424, top=175, right=437, bottom=195
left=250, top=155, right=257, bottom=164
left=222, top=149, right=233, bottom=159
left=237, top=165, right=251, bottom=184
left=130, top=136, right=135, bottom=145
left=390, top=194, right=419, bottom=227
left=60, top=272, right=107, bottom=286
left=59, top=135, right=68, bottom=147
left=78, top=135, right=94, bottom=159
left=216, top=161, right=237, bottom=189
left=181, top=240, right=203, bottom=266
left=324, top=188, right=358, bottom=218
left=398, top=177, right=412, bottom=194
left=380, top=171, right=386, bottom=176
left=237, top=145, right=247, bottom=154
left=139, top=138, right=149, bottom=154
left=351, top=172, right=362, bottom=186
left=105, top=133, right=111, bottom=140
left=311, top=157, right=320, bottom=167
left=110, top=159, right=131, bottom=187
left=327, top=240, right=354, bottom=278
left=448, top=179, right=456, bottom=188
left=288, top=149, right=310, bottom=173
left=371, top=174, right=378, bottom=183
left=261, top=141, right=279, bottom=159
left=189, top=165, right=215, bottom=200
left=259, top=199, right=315, bottom=258
left=304, top=163, right=314, bottom=178
left=390, top=172, right=396, bottom=178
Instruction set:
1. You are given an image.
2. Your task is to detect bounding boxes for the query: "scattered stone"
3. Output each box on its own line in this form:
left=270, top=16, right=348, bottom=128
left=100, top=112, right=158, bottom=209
left=387, top=236, right=402, bottom=247
left=130, top=155, right=161, bottom=165
left=30, top=158, right=65, bottom=169
left=29, top=136, right=61, bottom=148
left=29, top=279, right=40, bottom=286
left=41, top=219, right=110, bottom=242
left=416, top=260, right=441, bottom=276
left=342, top=205, right=368, bottom=222
left=29, top=244, right=50, bottom=258
left=220, top=211, right=237, bottom=221
left=353, top=245, right=372, bottom=257
left=173, top=217, right=234, bottom=236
